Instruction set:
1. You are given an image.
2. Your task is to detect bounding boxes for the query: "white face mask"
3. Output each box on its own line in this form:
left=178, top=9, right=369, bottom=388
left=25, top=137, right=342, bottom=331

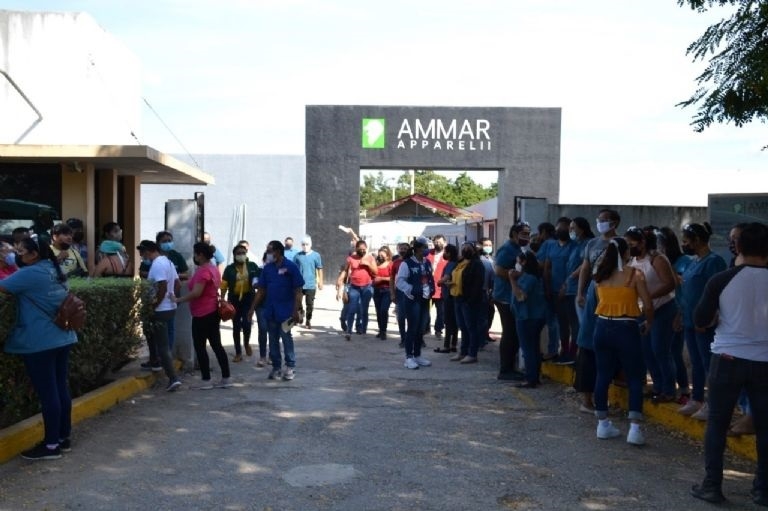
left=235, top=254, right=247, bottom=263
left=265, top=253, right=275, bottom=264
left=596, top=220, right=613, bottom=235
left=515, top=262, right=523, bottom=272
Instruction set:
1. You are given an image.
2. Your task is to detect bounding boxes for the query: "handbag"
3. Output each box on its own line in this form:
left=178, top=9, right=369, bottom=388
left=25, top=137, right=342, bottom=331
left=28, top=289, right=87, bottom=331
left=218, top=299, right=236, bottom=322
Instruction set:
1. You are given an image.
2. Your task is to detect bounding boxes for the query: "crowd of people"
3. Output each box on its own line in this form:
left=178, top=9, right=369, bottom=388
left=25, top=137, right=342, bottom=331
left=2, top=212, right=767, bottom=506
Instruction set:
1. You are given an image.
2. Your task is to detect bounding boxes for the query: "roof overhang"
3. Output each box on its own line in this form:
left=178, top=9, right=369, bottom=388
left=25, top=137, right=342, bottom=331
left=0, top=144, right=214, bottom=185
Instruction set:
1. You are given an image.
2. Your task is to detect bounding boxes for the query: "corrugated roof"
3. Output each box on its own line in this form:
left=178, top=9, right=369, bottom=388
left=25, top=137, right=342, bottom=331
left=367, top=193, right=483, bottom=220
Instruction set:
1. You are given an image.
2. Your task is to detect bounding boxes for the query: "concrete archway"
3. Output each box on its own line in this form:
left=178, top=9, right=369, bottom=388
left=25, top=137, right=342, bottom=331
left=305, top=105, right=561, bottom=282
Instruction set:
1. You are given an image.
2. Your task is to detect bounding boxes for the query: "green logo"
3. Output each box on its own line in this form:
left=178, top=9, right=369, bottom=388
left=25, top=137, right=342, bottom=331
left=362, top=118, right=386, bottom=148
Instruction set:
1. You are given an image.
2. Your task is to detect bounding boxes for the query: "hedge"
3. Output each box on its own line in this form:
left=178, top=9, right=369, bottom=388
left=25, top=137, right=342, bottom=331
left=0, top=278, right=153, bottom=429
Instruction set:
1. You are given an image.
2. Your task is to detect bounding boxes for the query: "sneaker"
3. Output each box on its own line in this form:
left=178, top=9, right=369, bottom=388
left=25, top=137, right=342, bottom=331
left=198, top=379, right=214, bottom=390
left=579, top=404, right=595, bottom=414
left=404, top=357, right=419, bottom=370
left=282, top=368, right=295, bottom=381
left=691, top=482, right=725, bottom=504
left=678, top=399, right=703, bottom=416
left=414, top=356, right=432, bottom=367
left=596, top=420, right=621, bottom=439
left=58, top=438, right=71, bottom=452
left=627, top=426, right=645, bottom=446
left=268, top=368, right=282, bottom=380
left=21, top=442, right=61, bottom=460
left=232, top=354, right=243, bottom=363
left=691, top=403, right=709, bottom=421
left=244, top=345, right=253, bottom=357
left=256, top=357, right=267, bottom=367
left=141, top=361, right=163, bottom=372
left=555, top=354, right=575, bottom=365
left=166, top=379, right=182, bottom=392
left=449, top=353, right=463, bottom=361
left=459, top=356, right=478, bottom=364
left=215, top=377, right=233, bottom=388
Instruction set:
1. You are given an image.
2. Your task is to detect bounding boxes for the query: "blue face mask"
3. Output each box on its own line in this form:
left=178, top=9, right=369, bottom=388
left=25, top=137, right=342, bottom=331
left=160, top=241, right=174, bottom=252
left=5, top=252, right=16, bottom=266
left=569, top=231, right=577, bottom=241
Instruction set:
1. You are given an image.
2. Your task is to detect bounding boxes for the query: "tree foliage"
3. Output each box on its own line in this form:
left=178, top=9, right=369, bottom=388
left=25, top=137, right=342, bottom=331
left=360, top=170, right=496, bottom=211
left=678, top=0, right=768, bottom=131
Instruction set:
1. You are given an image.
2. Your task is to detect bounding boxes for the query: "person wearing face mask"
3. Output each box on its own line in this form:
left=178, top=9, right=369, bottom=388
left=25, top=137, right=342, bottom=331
left=509, top=251, right=547, bottom=388
left=479, top=237, right=496, bottom=345
left=65, top=218, right=87, bottom=264
left=449, top=242, right=488, bottom=364
left=50, top=224, right=88, bottom=278
left=293, top=236, right=323, bottom=329
left=0, top=241, right=18, bottom=279
left=221, top=244, right=260, bottom=362
left=173, top=242, right=232, bottom=388
left=574, top=209, right=620, bottom=412
left=283, top=237, right=299, bottom=262
left=395, top=237, right=435, bottom=369
left=426, top=235, right=447, bottom=339
left=540, top=217, right=575, bottom=363
left=96, top=222, right=128, bottom=265
left=138, top=231, right=188, bottom=280
left=372, top=246, right=393, bottom=340
left=625, top=226, right=677, bottom=404
left=494, top=222, right=532, bottom=381
left=563, top=218, right=595, bottom=368
left=336, top=240, right=378, bottom=340
left=0, top=237, right=78, bottom=460
left=390, top=242, right=411, bottom=347
left=677, top=222, right=727, bottom=420
left=249, top=240, right=304, bottom=381
left=435, top=244, right=459, bottom=353
left=592, top=237, right=654, bottom=446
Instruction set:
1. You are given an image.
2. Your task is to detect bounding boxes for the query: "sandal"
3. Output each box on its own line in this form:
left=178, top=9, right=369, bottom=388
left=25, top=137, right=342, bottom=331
left=434, top=347, right=451, bottom=353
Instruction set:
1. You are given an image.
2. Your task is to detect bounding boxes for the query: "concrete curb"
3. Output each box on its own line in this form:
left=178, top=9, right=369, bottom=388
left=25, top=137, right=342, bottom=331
left=541, top=363, right=757, bottom=461
left=0, top=370, right=159, bottom=464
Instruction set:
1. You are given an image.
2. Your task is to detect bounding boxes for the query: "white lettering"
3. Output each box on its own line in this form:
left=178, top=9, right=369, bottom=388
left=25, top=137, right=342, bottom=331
left=410, top=140, right=418, bottom=149
left=458, top=120, right=474, bottom=139
left=415, top=119, right=436, bottom=139
left=476, top=119, right=490, bottom=140
left=397, top=140, right=405, bottom=149
left=433, top=141, right=442, bottom=150
left=459, top=140, right=465, bottom=150
left=436, top=119, right=457, bottom=139
left=421, top=140, right=429, bottom=148
left=469, top=140, right=476, bottom=151
left=397, top=119, right=413, bottom=139
left=447, top=140, right=454, bottom=150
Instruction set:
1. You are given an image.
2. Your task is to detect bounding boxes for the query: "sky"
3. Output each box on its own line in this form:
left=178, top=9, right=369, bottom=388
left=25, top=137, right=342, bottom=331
left=5, top=0, right=766, bottom=206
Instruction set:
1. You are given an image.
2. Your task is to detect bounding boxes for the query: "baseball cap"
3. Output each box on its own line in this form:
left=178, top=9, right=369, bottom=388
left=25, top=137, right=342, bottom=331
left=412, top=236, right=429, bottom=248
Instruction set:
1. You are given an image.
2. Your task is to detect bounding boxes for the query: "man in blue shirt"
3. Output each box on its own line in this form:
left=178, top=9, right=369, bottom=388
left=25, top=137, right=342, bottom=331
left=283, top=237, right=299, bottom=262
left=249, top=240, right=304, bottom=381
left=494, top=222, right=531, bottom=380
left=293, top=236, right=324, bottom=329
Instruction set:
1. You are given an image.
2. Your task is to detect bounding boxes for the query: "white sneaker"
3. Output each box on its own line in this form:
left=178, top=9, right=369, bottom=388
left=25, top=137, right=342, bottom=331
left=404, top=357, right=419, bottom=370
left=282, top=367, right=295, bottom=381
left=596, top=420, right=621, bottom=439
left=198, top=379, right=214, bottom=390
left=414, top=356, right=432, bottom=367
left=678, top=400, right=703, bottom=416
left=627, top=426, right=645, bottom=446
left=691, top=403, right=709, bottom=421
left=268, top=368, right=281, bottom=380
left=215, top=377, right=233, bottom=388
left=256, top=357, right=267, bottom=368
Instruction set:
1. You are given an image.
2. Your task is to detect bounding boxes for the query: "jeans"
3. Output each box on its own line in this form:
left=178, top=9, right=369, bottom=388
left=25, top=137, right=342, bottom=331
left=672, top=322, right=689, bottom=394
left=685, top=326, right=715, bottom=402
left=558, top=294, right=579, bottom=358
left=145, top=309, right=177, bottom=380
left=255, top=306, right=268, bottom=358
left=230, top=293, right=254, bottom=355
left=192, top=311, right=230, bottom=380
left=346, top=284, right=373, bottom=334
left=496, top=301, right=520, bottom=375
left=517, top=318, right=546, bottom=384
left=396, top=290, right=407, bottom=342
left=544, top=298, right=560, bottom=355
left=22, top=345, right=72, bottom=445
left=372, top=286, right=392, bottom=334
left=431, top=298, right=445, bottom=334
left=403, top=296, right=429, bottom=358
left=167, top=315, right=176, bottom=351
left=576, top=281, right=598, bottom=350
left=267, top=318, right=296, bottom=369
left=593, top=317, right=644, bottom=420
left=641, top=300, right=676, bottom=396
left=300, top=288, right=316, bottom=322
left=703, top=354, right=768, bottom=490
left=455, top=299, right=485, bottom=358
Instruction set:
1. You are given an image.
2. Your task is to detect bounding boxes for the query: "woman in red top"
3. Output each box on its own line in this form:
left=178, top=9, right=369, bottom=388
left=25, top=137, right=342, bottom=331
left=174, top=242, right=232, bottom=389
left=337, top=240, right=378, bottom=340
left=372, top=246, right=393, bottom=340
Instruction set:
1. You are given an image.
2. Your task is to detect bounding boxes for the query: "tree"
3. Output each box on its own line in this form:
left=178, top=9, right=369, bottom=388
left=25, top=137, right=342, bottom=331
left=677, top=0, right=768, bottom=132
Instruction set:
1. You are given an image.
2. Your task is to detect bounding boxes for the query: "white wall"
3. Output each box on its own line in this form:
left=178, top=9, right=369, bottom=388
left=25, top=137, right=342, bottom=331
left=0, top=10, right=141, bottom=145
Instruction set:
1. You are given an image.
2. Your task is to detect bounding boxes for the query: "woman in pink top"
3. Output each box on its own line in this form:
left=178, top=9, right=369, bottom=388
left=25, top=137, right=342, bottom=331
left=338, top=240, right=378, bottom=340
left=174, top=242, right=231, bottom=389
left=372, top=246, right=393, bottom=340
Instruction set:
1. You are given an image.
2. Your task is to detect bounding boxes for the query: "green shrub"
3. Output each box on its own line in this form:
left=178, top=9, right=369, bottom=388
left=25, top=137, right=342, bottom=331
left=0, top=278, right=153, bottom=429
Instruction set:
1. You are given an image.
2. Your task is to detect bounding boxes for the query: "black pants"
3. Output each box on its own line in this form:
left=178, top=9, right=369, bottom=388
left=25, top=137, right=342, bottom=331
left=495, top=301, right=520, bottom=375
left=192, top=311, right=230, bottom=380
left=230, top=293, right=254, bottom=355
left=301, top=288, right=317, bottom=322
left=443, top=295, right=459, bottom=349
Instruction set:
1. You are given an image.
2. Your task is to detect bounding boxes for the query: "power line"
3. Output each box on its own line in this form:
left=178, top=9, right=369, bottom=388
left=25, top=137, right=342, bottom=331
left=142, top=97, right=200, bottom=168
